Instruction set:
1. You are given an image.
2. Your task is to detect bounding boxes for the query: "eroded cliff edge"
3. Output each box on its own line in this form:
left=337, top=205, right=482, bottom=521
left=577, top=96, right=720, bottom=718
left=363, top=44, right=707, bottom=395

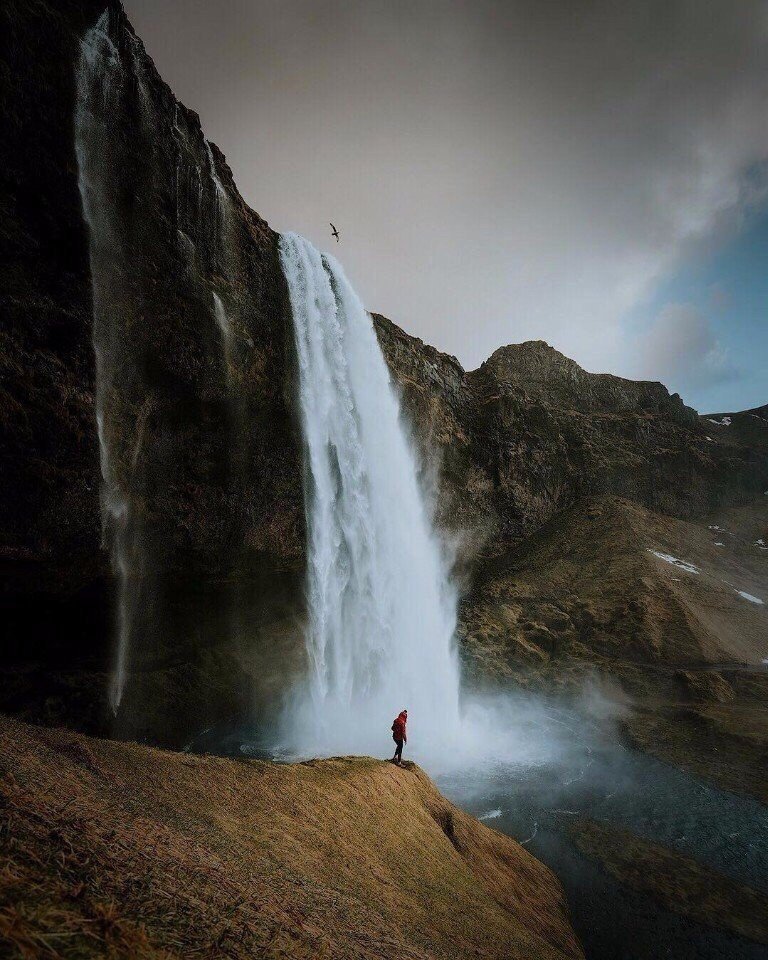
left=2, top=0, right=304, bottom=742
left=0, top=715, right=584, bottom=960
left=375, top=316, right=768, bottom=543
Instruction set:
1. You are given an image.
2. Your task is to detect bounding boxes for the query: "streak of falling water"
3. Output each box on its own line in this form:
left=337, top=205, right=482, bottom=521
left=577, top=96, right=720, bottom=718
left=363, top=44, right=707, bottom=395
left=212, top=292, right=234, bottom=383
left=76, top=11, right=247, bottom=717
left=206, top=140, right=227, bottom=198
left=75, top=10, right=136, bottom=713
left=279, top=233, right=462, bottom=761
left=206, top=143, right=222, bottom=255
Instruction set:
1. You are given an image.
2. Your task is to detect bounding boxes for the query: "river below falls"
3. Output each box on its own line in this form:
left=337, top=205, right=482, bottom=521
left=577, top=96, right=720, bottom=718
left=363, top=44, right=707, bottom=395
left=188, top=703, right=768, bottom=959
left=436, top=705, right=768, bottom=960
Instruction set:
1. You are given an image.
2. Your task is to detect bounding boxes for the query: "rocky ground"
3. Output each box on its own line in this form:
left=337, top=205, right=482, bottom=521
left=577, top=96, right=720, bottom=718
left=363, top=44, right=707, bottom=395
left=0, top=716, right=582, bottom=960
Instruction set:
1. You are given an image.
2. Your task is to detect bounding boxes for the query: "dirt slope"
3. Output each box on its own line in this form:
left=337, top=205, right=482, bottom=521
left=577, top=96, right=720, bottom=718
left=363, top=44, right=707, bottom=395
left=459, top=494, right=768, bottom=801
left=460, top=494, right=767, bottom=685
left=0, top=717, right=582, bottom=960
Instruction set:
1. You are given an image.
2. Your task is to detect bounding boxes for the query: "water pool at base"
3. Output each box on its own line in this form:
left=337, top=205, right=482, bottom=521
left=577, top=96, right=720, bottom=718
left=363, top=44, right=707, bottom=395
left=436, top=707, right=768, bottom=960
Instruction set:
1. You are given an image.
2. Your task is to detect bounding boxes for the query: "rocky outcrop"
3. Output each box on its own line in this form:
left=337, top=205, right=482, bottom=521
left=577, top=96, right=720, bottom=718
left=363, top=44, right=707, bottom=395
left=377, top=323, right=768, bottom=548
left=700, top=403, right=768, bottom=456
left=2, top=0, right=767, bottom=746
left=478, top=340, right=698, bottom=421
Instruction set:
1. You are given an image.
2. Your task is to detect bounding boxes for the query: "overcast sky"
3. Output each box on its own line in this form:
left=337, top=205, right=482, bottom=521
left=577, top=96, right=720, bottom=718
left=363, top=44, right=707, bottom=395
left=125, top=0, right=768, bottom=412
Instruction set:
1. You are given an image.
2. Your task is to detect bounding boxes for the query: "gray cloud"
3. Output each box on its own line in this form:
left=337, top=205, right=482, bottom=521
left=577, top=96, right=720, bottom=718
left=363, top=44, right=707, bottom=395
left=632, top=302, right=738, bottom=393
left=125, top=0, right=768, bottom=392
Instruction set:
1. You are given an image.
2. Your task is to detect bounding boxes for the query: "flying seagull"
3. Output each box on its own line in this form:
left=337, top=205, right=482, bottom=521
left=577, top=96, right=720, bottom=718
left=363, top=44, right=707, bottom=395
left=330, top=222, right=340, bottom=242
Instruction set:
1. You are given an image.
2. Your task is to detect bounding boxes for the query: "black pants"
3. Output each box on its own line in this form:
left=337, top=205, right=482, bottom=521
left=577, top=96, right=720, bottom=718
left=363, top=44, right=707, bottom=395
left=393, top=739, right=403, bottom=761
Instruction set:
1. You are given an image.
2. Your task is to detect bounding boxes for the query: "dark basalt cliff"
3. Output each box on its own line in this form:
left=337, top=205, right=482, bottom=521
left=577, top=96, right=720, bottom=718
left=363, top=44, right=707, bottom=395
left=2, top=0, right=303, bottom=742
left=2, top=0, right=767, bottom=747
left=375, top=318, right=768, bottom=546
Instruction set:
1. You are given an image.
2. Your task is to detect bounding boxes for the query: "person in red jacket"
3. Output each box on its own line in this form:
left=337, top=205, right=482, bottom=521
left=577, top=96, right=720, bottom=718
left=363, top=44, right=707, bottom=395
left=391, top=709, right=408, bottom=764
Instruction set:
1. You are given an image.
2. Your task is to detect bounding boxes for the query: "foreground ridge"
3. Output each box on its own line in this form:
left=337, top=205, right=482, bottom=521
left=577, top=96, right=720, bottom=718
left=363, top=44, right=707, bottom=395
left=0, top=716, right=583, bottom=960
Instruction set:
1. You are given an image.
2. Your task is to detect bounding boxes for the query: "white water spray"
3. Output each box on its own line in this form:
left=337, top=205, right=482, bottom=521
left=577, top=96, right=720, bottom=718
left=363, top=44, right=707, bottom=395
left=279, top=233, right=461, bottom=760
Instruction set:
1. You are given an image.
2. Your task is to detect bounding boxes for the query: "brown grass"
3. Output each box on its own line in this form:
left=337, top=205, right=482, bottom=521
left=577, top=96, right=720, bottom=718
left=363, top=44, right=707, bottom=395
left=462, top=494, right=768, bottom=688
left=459, top=494, right=768, bottom=803
left=0, top=716, right=582, bottom=959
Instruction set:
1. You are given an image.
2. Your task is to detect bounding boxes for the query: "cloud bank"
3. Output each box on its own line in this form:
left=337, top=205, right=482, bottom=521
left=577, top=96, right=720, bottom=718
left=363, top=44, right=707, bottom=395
left=126, top=0, right=768, bottom=402
left=632, top=303, right=737, bottom=394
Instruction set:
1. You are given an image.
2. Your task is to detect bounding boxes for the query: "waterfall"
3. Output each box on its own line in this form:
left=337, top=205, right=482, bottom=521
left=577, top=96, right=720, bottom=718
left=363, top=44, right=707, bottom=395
left=75, top=11, right=138, bottom=713
left=75, top=11, right=242, bottom=717
left=279, top=233, right=461, bottom=759
left=205, top=140, right=228, bottom=264
left=75, top=11, right=461, bottom=745
left=212, top=291, right=235, bottom=382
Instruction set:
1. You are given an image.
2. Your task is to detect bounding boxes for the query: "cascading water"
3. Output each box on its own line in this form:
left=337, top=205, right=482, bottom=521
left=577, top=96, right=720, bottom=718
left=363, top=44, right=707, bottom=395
left=279, top=233, right=462, bottom=760
left=212, top=292, right=235, bottom=382
left=205, top=140, right=229, bottom=266
left=76, top=10, right=247, bottom=717
left=76, top=11, right=138, bottom=713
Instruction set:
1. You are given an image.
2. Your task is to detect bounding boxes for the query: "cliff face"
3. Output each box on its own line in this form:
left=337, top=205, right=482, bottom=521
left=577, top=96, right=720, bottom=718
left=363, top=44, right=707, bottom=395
left=376, top=320, right=768, bottom=547
left=1, top=0, right=304, bottom=743
left=1, top=0, right=106, bottom=648
left=2, top=1, right=767, bottom=746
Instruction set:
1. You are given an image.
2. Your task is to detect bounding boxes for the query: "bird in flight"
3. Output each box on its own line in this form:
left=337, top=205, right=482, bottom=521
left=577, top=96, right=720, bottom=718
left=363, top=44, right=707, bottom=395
left=330, top=222, right=340, bottom=242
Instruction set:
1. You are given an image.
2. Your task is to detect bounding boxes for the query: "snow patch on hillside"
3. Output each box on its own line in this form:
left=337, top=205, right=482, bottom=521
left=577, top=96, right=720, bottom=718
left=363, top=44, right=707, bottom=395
left=647, top=551, right=699, bottom=575
left=736, top=591, right=764, bottom=605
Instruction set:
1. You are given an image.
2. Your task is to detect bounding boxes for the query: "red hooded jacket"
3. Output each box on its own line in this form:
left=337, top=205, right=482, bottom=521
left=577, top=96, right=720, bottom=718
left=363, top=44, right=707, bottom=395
left=392, top=711, right=407, bottom=743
